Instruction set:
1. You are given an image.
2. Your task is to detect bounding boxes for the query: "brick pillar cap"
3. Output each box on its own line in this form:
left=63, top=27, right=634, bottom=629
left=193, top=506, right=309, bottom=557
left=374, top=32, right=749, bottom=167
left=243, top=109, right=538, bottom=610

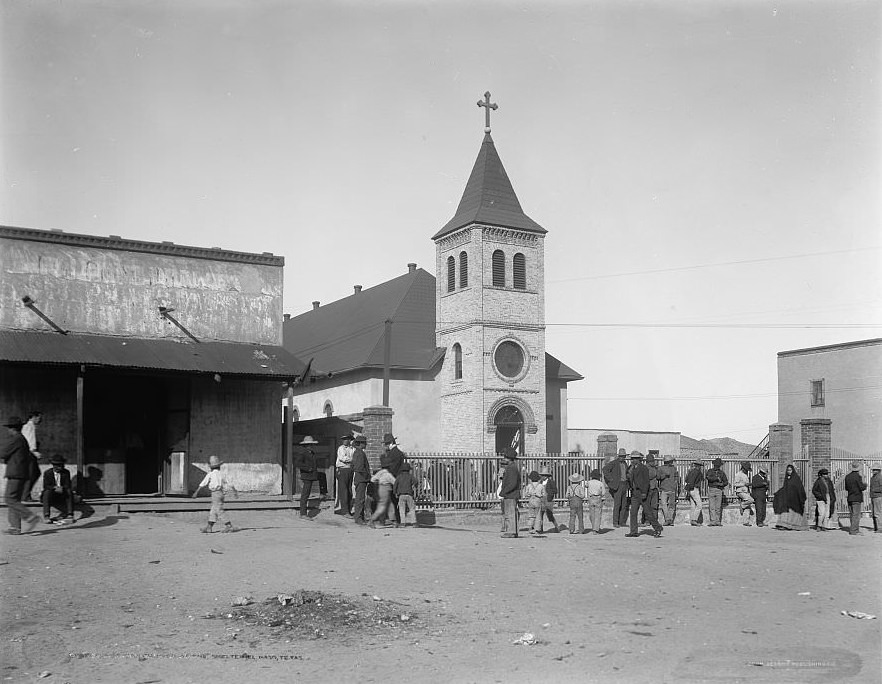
left=799, top=418, right=832, bottom=425
left=770, top=423, right=794, bottom=430
left=597, top=434, right=618, bottom=441
left=364, top=405, right=395, bottom=415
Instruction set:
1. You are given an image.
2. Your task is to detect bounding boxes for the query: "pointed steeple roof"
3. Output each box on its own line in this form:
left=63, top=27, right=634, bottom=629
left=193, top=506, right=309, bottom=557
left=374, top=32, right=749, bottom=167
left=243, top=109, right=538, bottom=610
left=432, top=133, right=547, bottom=240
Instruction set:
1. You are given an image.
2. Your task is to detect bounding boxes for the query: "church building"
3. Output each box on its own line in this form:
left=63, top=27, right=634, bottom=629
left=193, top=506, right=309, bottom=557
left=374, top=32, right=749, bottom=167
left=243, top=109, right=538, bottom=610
left=283, top=96, right=581, bottom=455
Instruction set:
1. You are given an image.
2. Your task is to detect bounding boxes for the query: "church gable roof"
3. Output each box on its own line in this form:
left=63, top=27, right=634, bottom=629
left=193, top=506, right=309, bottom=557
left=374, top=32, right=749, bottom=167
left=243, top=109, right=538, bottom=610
left=432, top=133, right=547, bottom=240
left=283, top=268, right=440, bottom=375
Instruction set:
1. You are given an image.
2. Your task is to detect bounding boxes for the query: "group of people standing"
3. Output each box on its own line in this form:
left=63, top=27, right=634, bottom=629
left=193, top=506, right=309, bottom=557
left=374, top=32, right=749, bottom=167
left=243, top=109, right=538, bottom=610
left=495, top=446, right=882, bottom=538
left=300, top=432, right=418, bottom=528
left=2, top=412, right=78, bottom=536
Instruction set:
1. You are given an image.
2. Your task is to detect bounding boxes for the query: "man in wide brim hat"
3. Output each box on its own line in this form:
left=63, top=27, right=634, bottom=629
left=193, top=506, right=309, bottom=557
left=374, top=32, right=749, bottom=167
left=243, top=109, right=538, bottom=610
left=297, top=436, right=320, bottom=519
left=1, top=416, right=42, bottom=534
left=43, top=454, right=74, bottom=524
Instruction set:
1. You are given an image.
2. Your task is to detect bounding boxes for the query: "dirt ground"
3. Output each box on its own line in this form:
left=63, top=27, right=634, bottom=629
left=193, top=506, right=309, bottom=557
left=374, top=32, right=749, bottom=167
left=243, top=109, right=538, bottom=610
left=2, top=507, right=880, bottom=684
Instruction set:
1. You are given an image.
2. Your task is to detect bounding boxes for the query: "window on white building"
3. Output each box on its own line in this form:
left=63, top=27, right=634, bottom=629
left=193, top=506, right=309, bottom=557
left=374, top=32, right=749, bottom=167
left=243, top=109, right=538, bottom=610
left=811, top=379, right=825, bottom=407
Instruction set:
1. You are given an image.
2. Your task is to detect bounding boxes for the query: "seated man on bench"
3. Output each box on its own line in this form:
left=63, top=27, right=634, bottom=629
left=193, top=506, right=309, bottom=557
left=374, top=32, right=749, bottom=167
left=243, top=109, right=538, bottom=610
left=42, top=454, right=74, bottom=524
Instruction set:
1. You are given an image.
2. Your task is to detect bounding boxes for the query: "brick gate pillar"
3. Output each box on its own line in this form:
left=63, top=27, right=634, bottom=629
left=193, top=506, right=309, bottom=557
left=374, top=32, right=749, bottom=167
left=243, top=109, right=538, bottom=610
left=363, top=405, right=394, bottom=471
left=769, top=423, right=794, bottom=488
left=597, top=433, right=618, bottom=463
left=801, top=418, right=832, bottom=525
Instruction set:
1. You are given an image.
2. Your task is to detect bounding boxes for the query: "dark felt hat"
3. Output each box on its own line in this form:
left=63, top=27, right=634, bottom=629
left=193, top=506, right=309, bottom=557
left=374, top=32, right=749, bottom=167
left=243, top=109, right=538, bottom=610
left=342, top=433, right=354, bottom=441
left=383, top=433, right=397, bottom=445
left=502, top=447, right=517, bottom=460
left=617, top=448, right=627, bottom=456
left=712, top=458, right=723, bottom=468
left=353, top=434, right=366, bottom=444
left=3, top=415, right=24, bottom=428
left=630, top=450, right=643, bottom=460
left=49, top=454, right=66, bottom=465
left=400, top=462, right=411, bottom=471
left=528, top=470, right=540, bottom=482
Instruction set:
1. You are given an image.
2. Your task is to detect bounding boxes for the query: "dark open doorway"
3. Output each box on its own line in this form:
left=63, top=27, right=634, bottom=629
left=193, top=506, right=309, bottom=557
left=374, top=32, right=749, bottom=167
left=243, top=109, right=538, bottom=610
left=494, top=405, right=524, bottom=455
left=84, top=373, right=166, bottom=495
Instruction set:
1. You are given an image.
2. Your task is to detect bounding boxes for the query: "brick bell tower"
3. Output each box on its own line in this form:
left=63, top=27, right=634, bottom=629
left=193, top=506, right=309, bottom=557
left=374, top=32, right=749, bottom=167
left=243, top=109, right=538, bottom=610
left=433, top=92, right=547, bottom=454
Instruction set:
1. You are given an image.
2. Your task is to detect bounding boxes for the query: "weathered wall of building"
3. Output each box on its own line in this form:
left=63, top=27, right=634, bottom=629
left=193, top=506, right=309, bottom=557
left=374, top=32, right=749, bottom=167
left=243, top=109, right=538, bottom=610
left=0, top=229, right=283, bottom=344
left=288, top=369, right=441, bottom=451
left=567, top=428, right=681, bottom=458
left=0, top=366, right=78, bottom=485
left=778, top=340, right=882, bottom=457
left=189, top=377, right=281, bottom=493
left=546, top=381, right=567, bottom=453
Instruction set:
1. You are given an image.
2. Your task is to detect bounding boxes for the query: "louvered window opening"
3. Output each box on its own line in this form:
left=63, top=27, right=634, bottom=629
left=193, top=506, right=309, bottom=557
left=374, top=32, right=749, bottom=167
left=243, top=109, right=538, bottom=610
left=513, top=253, right=526, bottom=289
left=492, top=250, right=505, bottom=287
left=447, top=256, right=455, bottom=292
left=453, top=343, right=463, bottom=380
left=459, top=251, right=468, bottom=288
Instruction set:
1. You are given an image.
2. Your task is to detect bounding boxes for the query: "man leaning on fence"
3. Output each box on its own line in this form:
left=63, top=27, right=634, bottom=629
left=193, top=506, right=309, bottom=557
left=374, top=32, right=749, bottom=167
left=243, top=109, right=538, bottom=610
left=499, top=448, right=521, bottom=538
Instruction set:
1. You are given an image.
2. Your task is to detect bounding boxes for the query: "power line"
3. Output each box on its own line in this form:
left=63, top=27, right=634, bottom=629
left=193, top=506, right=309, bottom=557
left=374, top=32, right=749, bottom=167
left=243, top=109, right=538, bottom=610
left=547, top=245, right=882, bottom=284
left=569, top=384, right=882, bottom=402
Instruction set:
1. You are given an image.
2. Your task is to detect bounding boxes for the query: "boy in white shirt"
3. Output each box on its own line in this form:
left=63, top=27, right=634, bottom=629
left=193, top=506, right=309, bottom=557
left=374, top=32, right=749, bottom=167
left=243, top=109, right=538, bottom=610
left=585, top=469, right=608, bottom=533
left=193, top=455, right=238, bottom=533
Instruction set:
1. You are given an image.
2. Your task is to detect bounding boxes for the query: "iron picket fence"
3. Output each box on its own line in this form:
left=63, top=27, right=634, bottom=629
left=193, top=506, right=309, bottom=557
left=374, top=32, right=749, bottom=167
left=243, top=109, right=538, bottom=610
left=405, top=452, right=806, bottom=509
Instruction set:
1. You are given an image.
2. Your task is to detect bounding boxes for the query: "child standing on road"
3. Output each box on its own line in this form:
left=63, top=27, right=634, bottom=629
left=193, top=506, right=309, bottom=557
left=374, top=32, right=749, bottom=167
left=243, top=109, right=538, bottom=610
left=565, top=473, right=587, bottom=534
left=586, top=469, right=607, bottom=533
left=192, top=455, right=238, bottom=533
left=523, top=471, right=545, bottom=535
left=369, top=465, right=396, bottom=528
left=393, top=462, right=419, bottom=527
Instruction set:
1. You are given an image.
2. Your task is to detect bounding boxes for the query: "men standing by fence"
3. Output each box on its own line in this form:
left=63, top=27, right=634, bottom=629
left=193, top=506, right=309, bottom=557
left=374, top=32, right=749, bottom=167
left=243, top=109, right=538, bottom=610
left=844, top=460, right=867, bottom=536
left=657, top=455, right=679, bottom=526
left=625, top=451, right=663, bottom=538
left=705, top=458, right=728, bottom=527
left=350, top=435, right=372, bottom=525
left=603, top=448, right=629, bottom=527
left=685, top=460, right=705, bottom=526
left=499, top=447, right=521, bottom=538
left=334, top=433, right=354, bottom=516
left=752, top=467, right=769, bottom=527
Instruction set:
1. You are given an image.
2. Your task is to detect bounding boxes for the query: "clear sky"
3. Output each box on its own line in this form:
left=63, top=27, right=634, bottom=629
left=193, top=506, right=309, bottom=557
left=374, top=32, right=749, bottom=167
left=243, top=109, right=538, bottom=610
left=2, top=0, right=880, bottom=445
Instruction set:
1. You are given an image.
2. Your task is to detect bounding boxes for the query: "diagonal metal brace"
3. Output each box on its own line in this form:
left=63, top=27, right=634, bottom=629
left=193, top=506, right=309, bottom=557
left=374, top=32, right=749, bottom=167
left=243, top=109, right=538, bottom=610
left=21, top=295, right=67, bottom=334
left=158, top=306, right=200, bottom=343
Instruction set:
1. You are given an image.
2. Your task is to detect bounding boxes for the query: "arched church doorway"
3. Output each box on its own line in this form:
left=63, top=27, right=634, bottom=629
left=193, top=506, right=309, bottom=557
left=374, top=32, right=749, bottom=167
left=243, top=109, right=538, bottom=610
left=494, top=405, right=524, bottom=455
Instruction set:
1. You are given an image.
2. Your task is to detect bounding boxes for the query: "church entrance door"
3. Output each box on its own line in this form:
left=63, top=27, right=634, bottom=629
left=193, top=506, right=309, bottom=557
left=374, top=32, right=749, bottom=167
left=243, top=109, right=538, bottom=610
left=494, top=405, right=524, bottom=455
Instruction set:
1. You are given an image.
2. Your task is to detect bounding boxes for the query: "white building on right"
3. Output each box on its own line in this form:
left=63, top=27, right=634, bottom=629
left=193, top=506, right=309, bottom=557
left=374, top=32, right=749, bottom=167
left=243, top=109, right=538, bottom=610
left=777, top=338, right=882, bottom=459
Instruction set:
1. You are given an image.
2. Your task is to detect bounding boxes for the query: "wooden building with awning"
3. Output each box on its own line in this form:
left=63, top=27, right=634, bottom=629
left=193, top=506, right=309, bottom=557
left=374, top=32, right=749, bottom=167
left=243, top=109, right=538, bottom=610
left=0, top=225, right=306, bottom=497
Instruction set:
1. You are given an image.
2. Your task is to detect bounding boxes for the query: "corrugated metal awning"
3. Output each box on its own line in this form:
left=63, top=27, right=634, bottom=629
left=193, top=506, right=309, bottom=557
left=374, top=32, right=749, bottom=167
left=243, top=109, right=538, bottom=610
left=0, top=329, right=307, bottom=380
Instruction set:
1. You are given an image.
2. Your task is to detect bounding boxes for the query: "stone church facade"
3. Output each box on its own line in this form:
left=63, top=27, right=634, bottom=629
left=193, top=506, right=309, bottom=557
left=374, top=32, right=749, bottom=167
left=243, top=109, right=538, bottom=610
left=283, top=109, right=580, bottom=455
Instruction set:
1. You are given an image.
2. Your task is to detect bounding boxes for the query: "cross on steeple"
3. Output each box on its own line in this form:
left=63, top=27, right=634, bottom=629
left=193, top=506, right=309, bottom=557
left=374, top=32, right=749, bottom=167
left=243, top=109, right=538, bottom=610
left=477, top=91, right=498, bottom=133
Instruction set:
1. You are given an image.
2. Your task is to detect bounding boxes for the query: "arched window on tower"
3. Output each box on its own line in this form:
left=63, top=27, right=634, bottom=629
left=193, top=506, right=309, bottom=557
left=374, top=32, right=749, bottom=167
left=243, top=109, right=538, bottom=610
left=453, top=343, right=463, bottom=380
left=323, top=400, right=334, bottom=418
left=513, top=253, right=526, bottom=289
left=492, top=250, right=505, bottom=287
left=447, top=256, right=455, bottom=293
left=459, top=251, right=468, bottom=288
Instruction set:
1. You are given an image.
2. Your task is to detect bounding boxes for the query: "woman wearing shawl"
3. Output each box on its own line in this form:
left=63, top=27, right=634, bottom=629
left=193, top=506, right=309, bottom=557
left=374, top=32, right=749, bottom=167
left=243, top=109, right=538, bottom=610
left=773, top=464, right=807, bottom=530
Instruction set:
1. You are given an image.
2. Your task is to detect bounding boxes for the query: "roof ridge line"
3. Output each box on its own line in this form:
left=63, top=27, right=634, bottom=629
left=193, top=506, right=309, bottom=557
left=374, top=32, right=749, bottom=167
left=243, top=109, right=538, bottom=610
left=364, top=269, right=421, bottom=363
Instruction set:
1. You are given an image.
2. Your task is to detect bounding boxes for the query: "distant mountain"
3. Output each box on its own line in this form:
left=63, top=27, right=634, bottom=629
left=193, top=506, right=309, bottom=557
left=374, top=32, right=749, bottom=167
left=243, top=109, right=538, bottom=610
left=681, top=435, right=758, bottom=458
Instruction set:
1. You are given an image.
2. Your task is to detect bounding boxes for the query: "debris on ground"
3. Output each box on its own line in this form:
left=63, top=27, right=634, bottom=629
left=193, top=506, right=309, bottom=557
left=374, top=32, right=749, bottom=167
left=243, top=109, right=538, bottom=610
left=841, top=611, right=876, bottom=620
left=797, top=592, right=811, bottom=596
left=231, top=596, right=253, bottom=606
left=208, top=589, right=422, bottom=641
left=513, top=632, right=538, bottom=645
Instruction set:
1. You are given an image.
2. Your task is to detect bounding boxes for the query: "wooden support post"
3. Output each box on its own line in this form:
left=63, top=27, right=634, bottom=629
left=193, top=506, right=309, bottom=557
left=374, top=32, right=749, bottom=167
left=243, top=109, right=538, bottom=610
left=382, top=319, right=392, bottom=407
left=75, top=366, right=85, bottom=495
left=284, top=383, right=294, bottom=498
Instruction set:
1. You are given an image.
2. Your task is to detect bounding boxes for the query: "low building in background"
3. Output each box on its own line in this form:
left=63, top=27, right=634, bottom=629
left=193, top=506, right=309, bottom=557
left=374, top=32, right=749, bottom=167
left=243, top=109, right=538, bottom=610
left=0, top=225, right=305, bottom=496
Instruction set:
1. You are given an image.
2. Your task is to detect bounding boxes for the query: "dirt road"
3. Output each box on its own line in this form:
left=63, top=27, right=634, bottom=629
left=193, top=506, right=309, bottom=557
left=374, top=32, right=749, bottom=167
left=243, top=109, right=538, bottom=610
left=2, top=510, right=880, bottom=683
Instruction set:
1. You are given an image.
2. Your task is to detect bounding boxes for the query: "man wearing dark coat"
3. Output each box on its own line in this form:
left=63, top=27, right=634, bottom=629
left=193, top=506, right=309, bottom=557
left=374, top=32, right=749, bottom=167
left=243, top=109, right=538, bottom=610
left=382, top=433, right=406, bottom=523
left=41, top=454, right=74, bottom=523
left=2, top=416, right=41, bottom=535
left=751, top=467, right=770, bottom=527
left=350, top=435, right=372, bottom=525
left=811, top=468, right=837, bottom=531
left=499, top=447, right=521, bottom=538
left=625, top=451, right=663, bottom=538
left=603, top=449, right=629, bottom=527
left=844, top=460, right=867, bottom=536
left=297, top=436, right=320, bottom=519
